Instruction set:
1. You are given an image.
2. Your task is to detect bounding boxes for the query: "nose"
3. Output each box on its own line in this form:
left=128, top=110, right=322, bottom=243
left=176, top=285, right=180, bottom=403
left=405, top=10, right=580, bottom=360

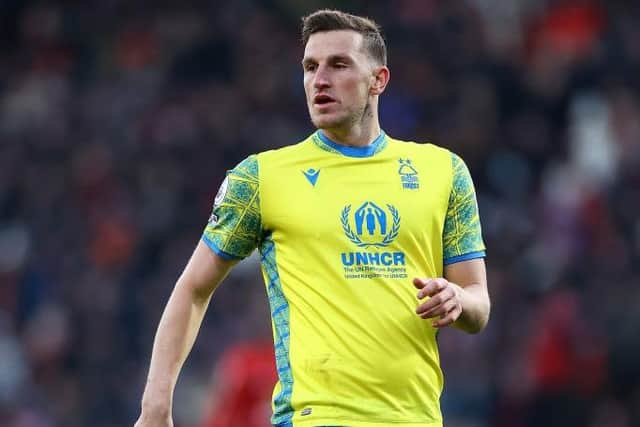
left=313, top=65, right=330, bottom=89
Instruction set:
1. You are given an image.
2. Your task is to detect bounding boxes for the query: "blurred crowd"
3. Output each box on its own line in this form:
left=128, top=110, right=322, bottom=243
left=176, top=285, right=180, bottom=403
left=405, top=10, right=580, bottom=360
left=1, top=0, right=639, bottom=426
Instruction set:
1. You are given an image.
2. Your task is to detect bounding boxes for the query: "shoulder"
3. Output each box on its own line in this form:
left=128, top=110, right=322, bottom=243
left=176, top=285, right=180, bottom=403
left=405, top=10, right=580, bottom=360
left=386, top=135, right=451, bottom=156
left=231, top=154, right=259, bottom=177
left=385, top=135, right=455, bottom=170
left=255, top=135, right=315, bottom=163
left=229, top=135, right=314, bottom=178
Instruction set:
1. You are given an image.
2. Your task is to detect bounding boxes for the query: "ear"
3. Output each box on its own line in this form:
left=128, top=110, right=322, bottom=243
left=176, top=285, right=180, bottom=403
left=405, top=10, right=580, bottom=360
left=370, top=66, right=390, bottom=96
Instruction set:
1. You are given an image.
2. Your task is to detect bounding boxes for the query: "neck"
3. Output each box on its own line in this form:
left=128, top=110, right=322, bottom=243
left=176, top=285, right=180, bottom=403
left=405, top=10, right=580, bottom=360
left=320, top=103, right=381, bottom=147
left=321, top=123, right=381, bottom=147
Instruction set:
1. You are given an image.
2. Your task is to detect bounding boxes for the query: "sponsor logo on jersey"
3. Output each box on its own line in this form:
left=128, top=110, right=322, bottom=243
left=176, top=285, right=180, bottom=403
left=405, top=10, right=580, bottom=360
left=340, top=201, right=408, bottom=279
left=341, top=202, right=400, bottom=248
left=398, top=158, right=419, bottom=190
left=302, top=168, right=320, bottom=186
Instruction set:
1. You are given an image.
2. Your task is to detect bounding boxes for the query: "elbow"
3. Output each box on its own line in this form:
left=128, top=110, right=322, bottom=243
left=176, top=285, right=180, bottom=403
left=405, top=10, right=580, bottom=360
left=175, top=273, right=214, bottom=306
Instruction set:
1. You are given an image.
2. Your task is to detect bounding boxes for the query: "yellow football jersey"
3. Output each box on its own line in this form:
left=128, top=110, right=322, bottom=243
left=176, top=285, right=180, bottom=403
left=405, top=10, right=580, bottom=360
left=203, top=130, right=485, bottom=427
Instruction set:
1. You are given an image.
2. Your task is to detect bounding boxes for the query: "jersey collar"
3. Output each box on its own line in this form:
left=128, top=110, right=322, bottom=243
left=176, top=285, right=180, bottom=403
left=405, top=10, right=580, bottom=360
left=313, top=130, right=388, bottom=158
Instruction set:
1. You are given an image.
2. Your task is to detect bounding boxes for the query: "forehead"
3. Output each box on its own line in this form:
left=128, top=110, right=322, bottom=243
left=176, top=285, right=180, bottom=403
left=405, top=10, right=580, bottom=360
left=303, top=30, right=365, bottom=61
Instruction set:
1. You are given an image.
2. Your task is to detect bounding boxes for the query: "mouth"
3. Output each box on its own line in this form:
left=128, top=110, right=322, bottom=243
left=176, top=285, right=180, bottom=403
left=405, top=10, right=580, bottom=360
left=313, top=94, right=337, bottom=107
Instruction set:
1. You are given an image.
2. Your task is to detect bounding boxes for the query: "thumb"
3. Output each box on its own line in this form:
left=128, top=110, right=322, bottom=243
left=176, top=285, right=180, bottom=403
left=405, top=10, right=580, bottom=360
left=413, top=277, right=430, bottom=289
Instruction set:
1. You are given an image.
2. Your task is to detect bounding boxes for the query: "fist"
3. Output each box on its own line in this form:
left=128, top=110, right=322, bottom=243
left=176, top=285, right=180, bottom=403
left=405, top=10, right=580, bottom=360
left=413, top=277, right=463, bottom=328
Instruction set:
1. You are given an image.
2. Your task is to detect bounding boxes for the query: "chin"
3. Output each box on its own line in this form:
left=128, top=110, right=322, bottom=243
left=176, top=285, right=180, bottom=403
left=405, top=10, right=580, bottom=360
left=311, top=114, right=345, bottom=130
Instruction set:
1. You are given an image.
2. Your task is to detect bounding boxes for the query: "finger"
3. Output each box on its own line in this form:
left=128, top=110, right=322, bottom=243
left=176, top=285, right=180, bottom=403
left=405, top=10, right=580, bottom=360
left=420, top=298, right=458, bottom=319
left=416, top=280, right=454, bottom=307
left=416, top=278, right=448, bottom=299
left=416, top=289, right=455, bottom=316
left=415, top=288, right=451, bottom=315
left=432, top=305, right=462, bottom=328
left=412, top=277, right=429, bottom=290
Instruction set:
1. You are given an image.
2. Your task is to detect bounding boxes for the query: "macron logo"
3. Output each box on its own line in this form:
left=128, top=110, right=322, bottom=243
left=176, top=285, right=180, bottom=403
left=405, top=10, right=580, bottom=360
left=302, top=168, right=320, bottom=186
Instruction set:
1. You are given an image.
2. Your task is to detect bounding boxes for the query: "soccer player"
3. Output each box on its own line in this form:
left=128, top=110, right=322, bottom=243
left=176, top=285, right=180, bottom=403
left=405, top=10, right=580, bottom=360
left=135, top=9, right=490, bottom=427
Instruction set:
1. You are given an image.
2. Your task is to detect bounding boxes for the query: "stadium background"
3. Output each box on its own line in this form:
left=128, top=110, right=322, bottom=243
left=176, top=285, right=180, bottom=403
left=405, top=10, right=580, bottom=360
left=1, top=0, right=639, bottom=426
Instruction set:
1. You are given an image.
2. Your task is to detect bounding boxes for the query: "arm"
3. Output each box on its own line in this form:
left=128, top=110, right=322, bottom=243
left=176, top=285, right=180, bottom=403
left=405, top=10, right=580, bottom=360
left=444, top=258, right=489, bottom=332
left=414, top=152, right=489, bottom=334
left=135, top=240, right=237, bottom=426
left=135, top=155, right=261, bottom=426
left=414, top=258, right=490, bottom=334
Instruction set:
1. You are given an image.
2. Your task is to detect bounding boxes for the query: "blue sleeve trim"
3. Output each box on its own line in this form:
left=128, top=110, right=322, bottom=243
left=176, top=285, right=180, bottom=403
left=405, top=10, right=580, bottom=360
left=443, top=250, right=486, bottom=266
left=201, top=235, right=243, bottom=260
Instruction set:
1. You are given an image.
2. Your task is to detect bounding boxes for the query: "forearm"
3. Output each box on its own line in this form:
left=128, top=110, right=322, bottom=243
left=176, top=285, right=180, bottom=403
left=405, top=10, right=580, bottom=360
left=140, top=279, right=211, bottom=416
left=453, top=282, right=490, bottom=334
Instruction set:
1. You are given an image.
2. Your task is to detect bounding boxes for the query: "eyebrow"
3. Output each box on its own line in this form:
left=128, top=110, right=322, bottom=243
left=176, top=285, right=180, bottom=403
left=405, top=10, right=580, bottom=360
left=301, top=54, right=353, bottom=66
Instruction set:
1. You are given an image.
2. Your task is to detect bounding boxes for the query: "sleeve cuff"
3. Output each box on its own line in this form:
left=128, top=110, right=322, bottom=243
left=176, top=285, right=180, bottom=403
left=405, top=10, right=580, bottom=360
left=443, top=250, right=486, bottom=266
left=201, top=235, right=243, bottom=260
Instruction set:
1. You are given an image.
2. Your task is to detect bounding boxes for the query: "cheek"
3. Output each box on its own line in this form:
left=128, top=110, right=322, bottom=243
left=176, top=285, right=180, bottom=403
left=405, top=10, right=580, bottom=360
left=350, top=80, right=370, bottom=103
left=303, top=77, right=312, bottom=97
left=341, top=78, right=366, bottom=98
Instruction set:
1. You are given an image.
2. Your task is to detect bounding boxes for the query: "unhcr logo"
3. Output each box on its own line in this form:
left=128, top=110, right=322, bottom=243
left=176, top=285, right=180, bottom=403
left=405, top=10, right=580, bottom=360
left=340, top=202, right=408, bottom=278
left=341, top=251, right=406, bottom=266
left=340, top=202, right=400, bottom=248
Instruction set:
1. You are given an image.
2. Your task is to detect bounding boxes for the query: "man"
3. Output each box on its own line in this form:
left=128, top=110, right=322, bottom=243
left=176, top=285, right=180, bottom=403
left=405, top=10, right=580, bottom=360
left=135, top=9, right=490, bottom=427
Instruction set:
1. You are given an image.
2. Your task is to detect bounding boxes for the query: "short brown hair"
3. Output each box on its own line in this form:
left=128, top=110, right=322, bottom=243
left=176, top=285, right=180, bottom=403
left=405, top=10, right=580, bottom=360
left=301, top=9, right=387, bottom=66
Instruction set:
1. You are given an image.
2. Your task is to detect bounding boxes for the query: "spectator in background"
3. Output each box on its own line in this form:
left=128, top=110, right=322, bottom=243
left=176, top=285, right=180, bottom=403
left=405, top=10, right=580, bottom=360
left=201, top=340, right=276, bottom=427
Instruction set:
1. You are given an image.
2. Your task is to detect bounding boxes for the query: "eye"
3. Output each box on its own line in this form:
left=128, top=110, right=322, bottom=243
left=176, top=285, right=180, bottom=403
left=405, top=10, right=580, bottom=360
left=304, top=63, right=317, bottom=72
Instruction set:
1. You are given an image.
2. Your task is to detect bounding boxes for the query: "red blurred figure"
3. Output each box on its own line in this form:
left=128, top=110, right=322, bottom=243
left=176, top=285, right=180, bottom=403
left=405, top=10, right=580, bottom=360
left=202, top=341, right=277, bottom=427
left=527, top=0, right=606, bottom=60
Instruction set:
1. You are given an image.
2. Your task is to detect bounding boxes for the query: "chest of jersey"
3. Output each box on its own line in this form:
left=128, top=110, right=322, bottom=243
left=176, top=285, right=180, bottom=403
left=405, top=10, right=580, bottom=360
left=258, top=140, right=453, bottom=279
left=254, top=138, right=454, bottom=423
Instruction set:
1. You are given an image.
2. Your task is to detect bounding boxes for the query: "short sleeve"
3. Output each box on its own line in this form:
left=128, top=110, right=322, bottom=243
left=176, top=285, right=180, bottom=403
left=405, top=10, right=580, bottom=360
left=202, top=155, right=262, bottom=260
left=442, top=153, right=486, bottom=265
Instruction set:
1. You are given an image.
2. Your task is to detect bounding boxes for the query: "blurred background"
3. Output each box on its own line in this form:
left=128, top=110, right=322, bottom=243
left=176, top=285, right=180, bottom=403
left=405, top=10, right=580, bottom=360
left=1, top=0, right=639, bottom=426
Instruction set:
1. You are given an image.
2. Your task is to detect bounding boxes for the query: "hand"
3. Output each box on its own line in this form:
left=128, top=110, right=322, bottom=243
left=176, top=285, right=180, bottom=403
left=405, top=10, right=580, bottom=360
left=134, top=411, right=173, bottom=427
left=413, top=277, right=463, bottom=328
